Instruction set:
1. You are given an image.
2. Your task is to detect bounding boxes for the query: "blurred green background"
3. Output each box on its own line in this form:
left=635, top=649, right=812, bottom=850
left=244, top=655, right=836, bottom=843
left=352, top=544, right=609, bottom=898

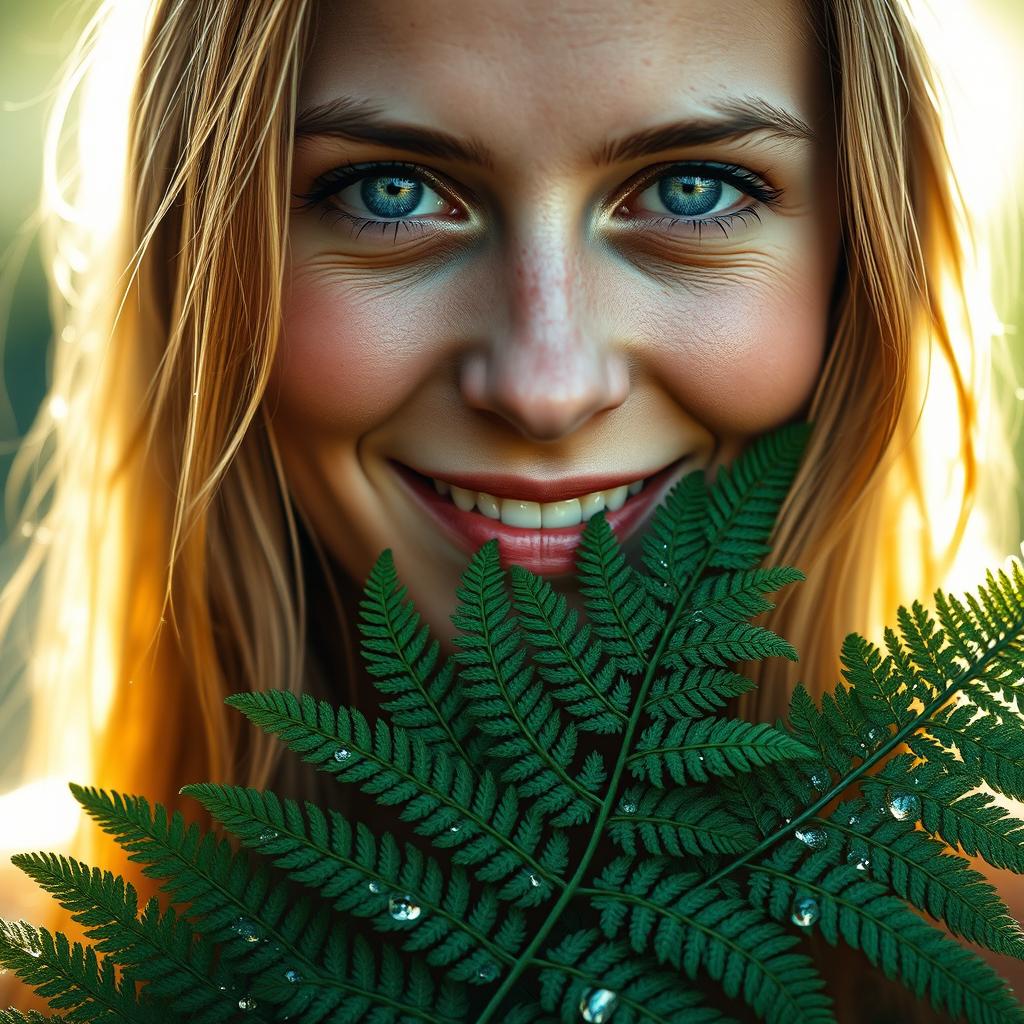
left=0, top=0, right=1022, bottom=789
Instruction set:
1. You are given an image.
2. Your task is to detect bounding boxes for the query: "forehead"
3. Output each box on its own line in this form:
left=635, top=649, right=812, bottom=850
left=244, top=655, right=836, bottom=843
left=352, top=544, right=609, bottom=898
left=299, top=0, right=828, bottom=166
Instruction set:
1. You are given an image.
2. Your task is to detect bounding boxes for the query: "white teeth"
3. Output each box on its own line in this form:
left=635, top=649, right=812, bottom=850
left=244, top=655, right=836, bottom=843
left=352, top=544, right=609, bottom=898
left=476, top=492, right=501, bottom=519
left=579, top=491, right=605, bottom=521
left=501, top=499, right=542, bottom=528
left=605, top=485, right=629, bottom=512
left=541, top=499, right=582, bottom=528
left=429, top=473, right=648, bottom=528
left=450, top=485, right=476, bottom=512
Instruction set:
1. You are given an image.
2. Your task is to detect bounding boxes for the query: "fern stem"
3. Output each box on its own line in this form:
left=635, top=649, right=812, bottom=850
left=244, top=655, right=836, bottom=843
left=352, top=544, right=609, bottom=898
left=694, top=609, right=1024, bottom=896
left=473, top=558, right=712, bottom=1022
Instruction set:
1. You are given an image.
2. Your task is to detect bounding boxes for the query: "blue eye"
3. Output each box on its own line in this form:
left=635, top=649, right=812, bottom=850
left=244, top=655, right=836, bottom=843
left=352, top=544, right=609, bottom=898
left=293, top=159, right=782, bottom=244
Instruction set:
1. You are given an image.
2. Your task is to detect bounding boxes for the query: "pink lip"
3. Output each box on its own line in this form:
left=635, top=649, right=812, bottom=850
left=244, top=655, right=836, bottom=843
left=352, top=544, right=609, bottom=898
left=400, top=464, right=674, bottom=504
left=390, top=455, right=692, bottom=577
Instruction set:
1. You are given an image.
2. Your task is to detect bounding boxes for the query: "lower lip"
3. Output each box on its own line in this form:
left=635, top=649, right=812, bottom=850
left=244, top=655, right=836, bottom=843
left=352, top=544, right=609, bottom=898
left=390, top=456, right=692, bottom=577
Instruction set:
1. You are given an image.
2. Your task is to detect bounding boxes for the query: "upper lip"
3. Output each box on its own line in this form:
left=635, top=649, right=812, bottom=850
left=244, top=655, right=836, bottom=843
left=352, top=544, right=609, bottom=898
left=398, top=456, right=683, bottom=503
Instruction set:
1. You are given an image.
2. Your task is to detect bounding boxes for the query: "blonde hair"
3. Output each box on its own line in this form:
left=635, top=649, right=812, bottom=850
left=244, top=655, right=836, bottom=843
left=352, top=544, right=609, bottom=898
left=0, top=0, right=1018, bottom=1015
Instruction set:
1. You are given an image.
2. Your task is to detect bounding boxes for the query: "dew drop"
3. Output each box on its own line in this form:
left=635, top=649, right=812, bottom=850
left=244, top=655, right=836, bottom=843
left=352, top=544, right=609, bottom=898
left=231, top=917, right=261, bottom=943
left=809, top=770, right=829, bottom=792
left=334, top=748, right=351, bottom=762
left=617, top=799, right=637, bottom=815
left=529, top=873, right=541, bottom=888
left=790, top=895, right=820, bottom=927
left=847, top=850, right=871, bottom=872
left=579, top=987, right=618, bottom=1023
left=258, top=828, right=279, bottom=843
left=449, top=824, right=461, bottom=833
left=476, top=962, right=498, bottom=982
left=691, top=609, right=705, bottom=622
left=388, top=895, right=422, bottom=921
left=284, top=968, right=302, bottom=984
left=794, top=827, right=828, bottom=850
left=238, top=995, right=257, bottom=1011
left=368, top=880, right=382, bottom=894
left=887, top=790, right=921, bottom=822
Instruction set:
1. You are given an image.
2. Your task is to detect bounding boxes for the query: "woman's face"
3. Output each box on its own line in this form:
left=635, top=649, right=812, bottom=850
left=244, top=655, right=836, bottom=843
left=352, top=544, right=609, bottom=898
left=272, top=0, right=841, bottom=649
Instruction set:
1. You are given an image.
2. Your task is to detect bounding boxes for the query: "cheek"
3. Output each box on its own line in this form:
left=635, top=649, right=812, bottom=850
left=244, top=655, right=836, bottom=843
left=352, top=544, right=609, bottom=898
left=271, top=265, right=434, bottom=433
left=638, top=260, right=832, bottom=437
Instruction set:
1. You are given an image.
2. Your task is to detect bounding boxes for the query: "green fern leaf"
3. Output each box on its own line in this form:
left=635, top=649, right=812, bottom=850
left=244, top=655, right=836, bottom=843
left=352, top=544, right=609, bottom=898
left=223, top=691, right=567, bottom=899
left=575, top=514, right=666, bottom=674
left=8, top=852, right=240, bottom=1021
left=747, top=840, right=1024, bottom=1024
left=628, top=718, right=816, bottom=786
left=450, top=539, right=604, bottom=826
left=587, top=858, right=834, bottom=1024
left=182, top=783, right=532, bottom=983
left=358, top=548, right=482, bottom=767
left=508, top=564, right=629, bottom=733
left=643, top=665, right=756, bottom=720
left=0, top=920, right=164, bottom=1023
left=539, top=928, right=736, bottom=1023
left=639, top=469, right=709, bottom=603
left=702, top=422, right=812, bottom=571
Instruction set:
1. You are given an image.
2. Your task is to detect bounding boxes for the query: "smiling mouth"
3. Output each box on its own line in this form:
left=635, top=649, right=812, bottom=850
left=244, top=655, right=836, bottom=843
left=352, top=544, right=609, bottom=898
left=417, top=471, right=652, bottom=529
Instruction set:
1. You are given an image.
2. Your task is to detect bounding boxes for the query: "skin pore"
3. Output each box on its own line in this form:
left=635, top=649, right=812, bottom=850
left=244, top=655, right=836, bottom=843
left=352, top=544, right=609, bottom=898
left=270, top=0, right=842, bottom=659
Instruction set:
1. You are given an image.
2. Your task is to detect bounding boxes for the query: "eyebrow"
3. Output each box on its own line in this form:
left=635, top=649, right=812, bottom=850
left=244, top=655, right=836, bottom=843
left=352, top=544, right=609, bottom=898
left=294, top=94, right=817, bottom=170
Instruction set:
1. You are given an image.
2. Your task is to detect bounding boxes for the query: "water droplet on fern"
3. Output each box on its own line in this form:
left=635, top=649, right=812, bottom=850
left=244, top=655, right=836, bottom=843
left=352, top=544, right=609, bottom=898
left=476, top=962, right=498, bottom=982
left=847, top=850, right=871, bottom=872
left=617, top=799, right=637, bottom=815
left=334, top=748, right=351, bottom=762
left=258, top=828, right=278, bottom=843
left=529, top=873, right=541, bottom=887
left=231, top=917, right=261, bottom=943
left=237, top=995, right=257, bottom=1011
left=579, top=987, right=618, bottom=1022
left=790, top=895, right=819, bottom=927
left=388, top=895, right=421, bottom=921
left=284, top=968, right=302, bottom=984
left=449, top=823, right=460, bottom=833
left=794, top=827, right=828, bottom=850
left=368, top=881, right=382, bottom=894
left=809, top=770, right=829, bottom=791
left=886, top=790, right=920, bottom=821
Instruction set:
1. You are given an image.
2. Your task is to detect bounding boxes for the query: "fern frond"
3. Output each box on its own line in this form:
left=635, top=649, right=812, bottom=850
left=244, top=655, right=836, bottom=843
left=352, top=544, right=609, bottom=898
left=640, top=469, right=709, bottom=603
left=665, top=619, right=798, bottom=669
left=702, top=422, right=812, bottom=571
left=575, top=514, right=666, bottom=674
left=642, top=666, right=756, bottom=720
left=183, top=783, right=531, bottom=984
left=628, top=718, right=815, bottom=786
left=224, top=691, right=562, bottom=897
left=450, top=539, right=604, bottom=826
left=688, top=566, right=806, bottom=625
left=747, top=840, right=1024, bottom=1024
left=538, top=928, right=736, bottom=1024
left=8, top=852, right=241, bottom=1022
left=358, top=549, right=482, bottom=767
left=606, top=787, right=758, bottom=857
left=586, top=859, right=834, bottom=1024
left=0, top=1010, right=68, bottom=1023
left=247, top=930, right=470, bottom=1024
left=508, top=565, right=629, bottom=734
left=0, top=920, right=163, bottom=1023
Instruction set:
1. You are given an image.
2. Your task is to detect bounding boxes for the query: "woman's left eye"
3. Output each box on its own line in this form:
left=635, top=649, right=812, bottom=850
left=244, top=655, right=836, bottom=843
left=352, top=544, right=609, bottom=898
left=293, top=159, right=782, bottom=243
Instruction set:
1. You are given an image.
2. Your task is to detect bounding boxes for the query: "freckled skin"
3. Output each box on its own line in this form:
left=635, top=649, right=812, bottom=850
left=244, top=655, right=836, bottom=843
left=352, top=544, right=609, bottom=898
left=270, top=0, right=841, bottom=656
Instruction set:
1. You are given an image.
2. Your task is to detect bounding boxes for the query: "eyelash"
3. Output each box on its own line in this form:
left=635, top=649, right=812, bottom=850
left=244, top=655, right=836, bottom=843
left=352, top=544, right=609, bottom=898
left=292, top=158, right=784, bottom=243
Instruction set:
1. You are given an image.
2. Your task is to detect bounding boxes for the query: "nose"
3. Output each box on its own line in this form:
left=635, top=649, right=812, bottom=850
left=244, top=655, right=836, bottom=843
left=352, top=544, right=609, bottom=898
left=459, top=236, right=630, bottom=443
